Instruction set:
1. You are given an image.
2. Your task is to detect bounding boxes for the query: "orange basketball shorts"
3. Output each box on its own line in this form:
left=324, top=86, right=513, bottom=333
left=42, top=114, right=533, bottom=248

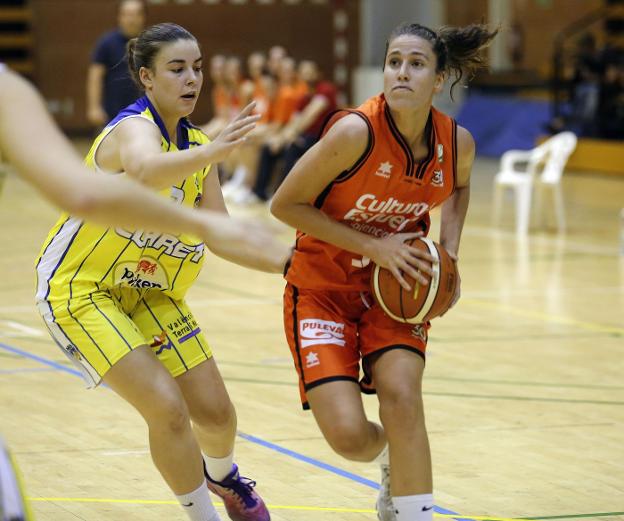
left=283, top=283, right=429, bottom=409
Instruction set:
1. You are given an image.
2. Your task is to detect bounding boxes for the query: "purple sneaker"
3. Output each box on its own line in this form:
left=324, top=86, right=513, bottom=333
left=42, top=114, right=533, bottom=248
left=205, top=464, right=270, bottom=521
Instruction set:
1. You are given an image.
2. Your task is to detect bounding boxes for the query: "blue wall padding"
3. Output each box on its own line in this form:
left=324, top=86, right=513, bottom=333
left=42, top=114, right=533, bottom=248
left=455, top=93, right=552, bottom=157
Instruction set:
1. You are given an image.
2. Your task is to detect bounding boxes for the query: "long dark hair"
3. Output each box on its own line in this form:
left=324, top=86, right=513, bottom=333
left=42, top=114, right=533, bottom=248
left=127, top=23, right=197, bottom=90
left=384, top=22, right=498, bottom=97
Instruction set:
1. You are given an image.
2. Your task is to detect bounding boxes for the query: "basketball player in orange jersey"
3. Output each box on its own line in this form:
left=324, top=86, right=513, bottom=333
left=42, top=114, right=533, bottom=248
left=271, top=23, right=497, bottom=521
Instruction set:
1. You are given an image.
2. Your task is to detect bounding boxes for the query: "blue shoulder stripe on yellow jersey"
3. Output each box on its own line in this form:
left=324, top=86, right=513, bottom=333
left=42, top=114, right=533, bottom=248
left=108, top=96, right=199, bottom=150
left=35, top=96, right=212, bottom=305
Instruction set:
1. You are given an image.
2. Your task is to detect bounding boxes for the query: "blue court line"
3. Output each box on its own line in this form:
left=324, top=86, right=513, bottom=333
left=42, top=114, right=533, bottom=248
left=0, top=340, right=467, bottom=519
left=236, top=431, right=379, bottom=489
left=236, top=432, right=469, bottom=518
left=0, top=342, right=83, bottom=378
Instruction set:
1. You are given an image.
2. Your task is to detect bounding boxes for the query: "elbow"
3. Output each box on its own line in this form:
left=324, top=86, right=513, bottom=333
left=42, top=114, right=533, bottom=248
left=269, top=196, right=284, bottom=221
left=131, top=167, right=156, bottom=188
left=64, top=190, right=104, bottom=220
left=270, top=196, right=302, bottom=227
left=124, top=159, right=161, bottom=189
left=64, top=182, right=119, bottom=222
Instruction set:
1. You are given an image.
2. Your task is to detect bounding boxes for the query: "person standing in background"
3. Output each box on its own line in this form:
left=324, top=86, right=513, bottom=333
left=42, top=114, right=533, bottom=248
left=86, top=0, right=146, bottom=127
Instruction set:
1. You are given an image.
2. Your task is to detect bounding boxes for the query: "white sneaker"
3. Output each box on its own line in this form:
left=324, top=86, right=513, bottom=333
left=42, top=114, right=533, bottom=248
left=376, top=464, right=396, bottom=521
left=230, top=187, right=260, bottom=206
left=221, top=180, right=241, bottom=200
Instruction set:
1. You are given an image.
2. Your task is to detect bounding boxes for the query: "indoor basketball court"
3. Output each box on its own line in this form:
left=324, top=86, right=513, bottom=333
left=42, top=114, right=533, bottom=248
left=1, top=1, right=623, bottom=521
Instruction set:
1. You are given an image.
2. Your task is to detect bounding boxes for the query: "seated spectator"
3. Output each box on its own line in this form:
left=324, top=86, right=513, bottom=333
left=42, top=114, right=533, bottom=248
left=252, top=60, right=338, bottom=202
left=202, top=54, right=229, bottom=138
left=268, top=45, right=287, bottom=76
left=222, top=55, right=277, bottom=199
left=225, top=55, right=308, bottom=204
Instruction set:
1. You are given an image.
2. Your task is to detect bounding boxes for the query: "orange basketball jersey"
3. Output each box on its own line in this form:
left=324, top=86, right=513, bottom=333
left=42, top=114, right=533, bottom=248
left=285, top=93, right=458, bottom=291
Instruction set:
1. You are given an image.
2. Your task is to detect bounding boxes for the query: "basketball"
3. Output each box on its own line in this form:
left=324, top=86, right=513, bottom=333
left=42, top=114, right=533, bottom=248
left=371, top=237, right=458, bottom=324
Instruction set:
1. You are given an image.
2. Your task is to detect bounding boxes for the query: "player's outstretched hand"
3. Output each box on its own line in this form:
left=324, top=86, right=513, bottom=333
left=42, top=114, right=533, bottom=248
left=199, top=210, right=291, bottom=273
left=205, top=102, right=261, bottom=164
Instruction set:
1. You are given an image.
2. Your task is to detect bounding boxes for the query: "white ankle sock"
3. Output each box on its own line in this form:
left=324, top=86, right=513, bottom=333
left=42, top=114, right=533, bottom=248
left=393, top=493, right=434, bottom=521
left=229, top=166, right=247, bottom=188
left=176, top=479, right=220, bottom=521
left=203, top=452, right=234, bottom=482
left=374, top=443, right=389, bottom=465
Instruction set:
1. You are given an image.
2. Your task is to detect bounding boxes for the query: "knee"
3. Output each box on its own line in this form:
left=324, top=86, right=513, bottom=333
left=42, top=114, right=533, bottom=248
left=191, top=400, right=235, bottom=431
left=324, top=420, right=372, bottom=461
left=145, top=394, right=191, bottom=435
left=379, top=385, right=425, bottom=428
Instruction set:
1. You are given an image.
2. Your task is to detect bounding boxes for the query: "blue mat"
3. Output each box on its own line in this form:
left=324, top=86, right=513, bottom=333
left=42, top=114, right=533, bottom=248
left=455, top=93, right=552, bottom=157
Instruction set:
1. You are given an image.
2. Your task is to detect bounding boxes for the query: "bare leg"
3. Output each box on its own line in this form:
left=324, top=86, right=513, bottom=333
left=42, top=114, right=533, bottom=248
left=307, top=380, right=386, bottom=462
left=103, top=345, right=204, bottom=494
left=176, top=358, right=237, bottom=457
left=373, top=349, right=432, bottom=496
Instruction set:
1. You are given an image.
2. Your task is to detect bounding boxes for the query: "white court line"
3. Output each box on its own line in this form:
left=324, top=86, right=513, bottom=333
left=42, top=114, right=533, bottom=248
left=465, top=225, right=619, bottom=255
left=100, top=449, right=149, bottom=457
left=0, top=305, right=38, bottom=314
left=0, top=298, right=282, bottom=315
left=464, top=285, right=624, bottom=298
left=0, top=320, right=45, bottom=338
left=187, top=297, right=282, bottom=308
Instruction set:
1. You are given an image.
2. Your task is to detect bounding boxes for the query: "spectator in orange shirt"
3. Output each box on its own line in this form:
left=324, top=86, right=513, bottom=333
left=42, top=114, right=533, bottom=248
left=252, top=60, right=337, bottom=202
left=222, top=53, right=278, bottom=200
left=271, top=57, right=309, bottom=126
left=267, top=45, right=287, bottom=76
left=202, top=54, right=228, bottom=139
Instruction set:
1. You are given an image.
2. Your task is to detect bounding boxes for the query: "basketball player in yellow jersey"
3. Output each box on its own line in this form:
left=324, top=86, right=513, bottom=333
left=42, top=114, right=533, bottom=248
left=0, top=65, right=280, bottom=521
left=36, top=24, right=287, bottom=521
left=0, top=63, right=275, bottom=245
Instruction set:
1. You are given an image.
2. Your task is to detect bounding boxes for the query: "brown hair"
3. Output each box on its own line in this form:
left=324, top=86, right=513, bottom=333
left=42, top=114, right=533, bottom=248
left=127, top=23, right=197, bottom=90
left=384, top=22, right=498, bottom=97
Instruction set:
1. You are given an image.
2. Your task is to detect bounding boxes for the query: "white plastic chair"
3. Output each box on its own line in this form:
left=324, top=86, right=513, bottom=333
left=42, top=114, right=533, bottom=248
left=492, top=131, right=577, bottom=235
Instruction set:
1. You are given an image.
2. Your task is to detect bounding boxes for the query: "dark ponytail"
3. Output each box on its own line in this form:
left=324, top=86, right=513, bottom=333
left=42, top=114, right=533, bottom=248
left=126, top=22, right=197, bottom=90
left=385, top=22, right=498, bottom=97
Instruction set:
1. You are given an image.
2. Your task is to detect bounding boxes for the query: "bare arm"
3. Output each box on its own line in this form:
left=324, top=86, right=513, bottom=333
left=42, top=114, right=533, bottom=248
left=439, top=125, right=475, bottom=310
left=270, top=115, right=433, bottom=289
left=112, top=103, right=260, bottom=190
left=198, top=166, right=291, bottom=273
left=0, top=69, right=231, bottom=241
left=86, top=63, right=107, bottom=126
left=439, top=126, right=474, bottom=258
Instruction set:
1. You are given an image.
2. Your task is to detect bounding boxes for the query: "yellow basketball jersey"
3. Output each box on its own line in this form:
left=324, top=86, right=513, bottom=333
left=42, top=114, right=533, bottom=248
left=36, top=96, right=210, bottom=306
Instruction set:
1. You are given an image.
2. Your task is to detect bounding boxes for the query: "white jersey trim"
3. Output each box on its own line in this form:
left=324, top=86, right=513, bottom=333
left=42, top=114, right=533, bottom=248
left=35, top=216, right=83, bottom=302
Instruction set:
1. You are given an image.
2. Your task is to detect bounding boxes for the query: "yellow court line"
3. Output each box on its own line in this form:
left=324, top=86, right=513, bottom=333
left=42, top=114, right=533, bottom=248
left=26, top=497, right=534, bottom=520
left=462, top=298, right=624, bottom=336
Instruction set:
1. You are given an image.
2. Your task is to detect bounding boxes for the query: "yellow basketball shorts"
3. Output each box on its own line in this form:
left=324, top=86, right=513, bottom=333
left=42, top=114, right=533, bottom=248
left=37, top=287, right=212, bottom=388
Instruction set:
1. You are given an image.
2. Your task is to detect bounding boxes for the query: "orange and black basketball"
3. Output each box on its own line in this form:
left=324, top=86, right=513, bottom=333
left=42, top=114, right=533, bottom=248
left=371, top=237, right=458, bottom=324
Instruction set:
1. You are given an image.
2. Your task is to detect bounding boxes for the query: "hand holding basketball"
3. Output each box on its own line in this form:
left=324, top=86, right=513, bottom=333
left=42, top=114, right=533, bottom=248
left=365, top=231, right=436, bottom=291
left=371, top=237, right=459, bottom=324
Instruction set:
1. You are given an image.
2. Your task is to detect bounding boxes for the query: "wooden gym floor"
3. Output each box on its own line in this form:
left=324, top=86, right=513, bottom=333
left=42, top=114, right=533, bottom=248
left=0, top=156, right=622, bottom=521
